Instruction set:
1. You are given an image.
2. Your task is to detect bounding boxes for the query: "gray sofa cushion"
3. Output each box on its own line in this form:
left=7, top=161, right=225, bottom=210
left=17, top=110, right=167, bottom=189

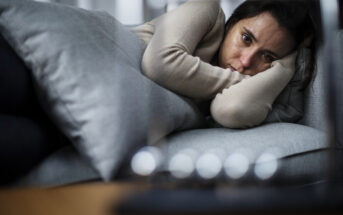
left=0, top=0, right=204, bottom=181
left=162, top=123, right=326, bottom=158
left=157, top=123, right=328, bottom=181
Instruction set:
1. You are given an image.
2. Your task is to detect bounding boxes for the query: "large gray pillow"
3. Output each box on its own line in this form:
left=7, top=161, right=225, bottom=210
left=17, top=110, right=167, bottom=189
left=0, top=0, right=204, bottom=180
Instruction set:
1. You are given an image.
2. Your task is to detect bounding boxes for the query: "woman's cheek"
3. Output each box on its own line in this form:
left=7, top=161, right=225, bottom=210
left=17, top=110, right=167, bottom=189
left=257, top=63, right=271, bottom=73
left=219, top=47, right=233, bottom=68
left=230, top=37, right=245, bottom=59
left=220, top=33, right=242, bottom=68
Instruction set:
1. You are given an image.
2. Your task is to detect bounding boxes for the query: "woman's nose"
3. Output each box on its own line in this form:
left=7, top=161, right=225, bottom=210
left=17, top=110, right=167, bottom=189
left=239, top=49, right=256, bottom=68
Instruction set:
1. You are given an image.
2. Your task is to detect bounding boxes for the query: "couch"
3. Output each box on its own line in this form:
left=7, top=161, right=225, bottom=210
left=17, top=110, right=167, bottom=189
left=11, top=50, right=332, bottom=187
left=0, top=0, right=341, bottom=187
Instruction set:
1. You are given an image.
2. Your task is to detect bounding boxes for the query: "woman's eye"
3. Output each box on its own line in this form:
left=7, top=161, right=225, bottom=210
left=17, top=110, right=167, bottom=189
left=242, top=33, right=252, bottom=45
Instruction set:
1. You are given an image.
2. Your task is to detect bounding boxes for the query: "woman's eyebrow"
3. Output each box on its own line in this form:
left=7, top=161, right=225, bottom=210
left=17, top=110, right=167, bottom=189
left=243, top=27, right=258, bottom=42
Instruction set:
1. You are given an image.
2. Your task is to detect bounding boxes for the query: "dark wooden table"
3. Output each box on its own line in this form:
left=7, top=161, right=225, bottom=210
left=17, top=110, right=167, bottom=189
left=0, top=182, right=146, bottom=215
left=1, top=182, right=342, bottom=215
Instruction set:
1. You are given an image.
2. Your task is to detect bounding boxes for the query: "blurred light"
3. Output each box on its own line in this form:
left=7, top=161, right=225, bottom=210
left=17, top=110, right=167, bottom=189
left=224, top=152, right=249, bottom=179
left=147, top=0, right=167, bottom=10
left=196, top=152, right=222, bottom=179
left=254, top=152, right=278, bottom=180
left=168, top=149, right=197, bottom=179
left=131, top=146, right=162, bottom=176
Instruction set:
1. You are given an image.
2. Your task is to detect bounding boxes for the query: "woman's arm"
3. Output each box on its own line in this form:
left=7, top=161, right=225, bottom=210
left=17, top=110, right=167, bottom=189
left=140, top=0, right=248, bottom=100
left=210, top=52, right=297, bottom=128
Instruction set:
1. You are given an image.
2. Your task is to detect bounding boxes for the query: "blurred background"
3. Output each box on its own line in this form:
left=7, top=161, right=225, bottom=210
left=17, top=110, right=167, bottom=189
left=34, top=0, right=245, bottom=25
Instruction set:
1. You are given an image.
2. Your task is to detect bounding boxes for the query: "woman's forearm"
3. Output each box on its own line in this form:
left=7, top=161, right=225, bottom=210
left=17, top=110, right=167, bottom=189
left=142, top=48, right=247, bottom=99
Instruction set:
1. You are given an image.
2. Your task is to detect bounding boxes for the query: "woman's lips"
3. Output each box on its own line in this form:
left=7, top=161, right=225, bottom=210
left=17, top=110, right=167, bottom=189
left=228, top=65, right=238, bottom=72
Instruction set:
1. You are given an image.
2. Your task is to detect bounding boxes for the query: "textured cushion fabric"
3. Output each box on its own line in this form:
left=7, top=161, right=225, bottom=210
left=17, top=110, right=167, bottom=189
left=0, top=0, right=204, bottom=180
left=299, top=50, right=329, bottom=132
left=158, top=123, right=328, bottom=174
left=298, top=31, right=343, bottom=132
left=301, top=30, right=343, bottom=145
left=275, top=149, right=328, bottom=182
left=334, top=31, right=343, bottom=147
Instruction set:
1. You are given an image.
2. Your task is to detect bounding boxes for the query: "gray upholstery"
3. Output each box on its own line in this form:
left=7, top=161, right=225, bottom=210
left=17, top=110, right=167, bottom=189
left=157, top=123, right=328, bottom=182
left=5, top=2, right=337, bottom=187
left=335, top=31, right=343, bottom=147
left=160, top=123, right=327, bottom=159
left=276, top=149, right=328, bottom=182
left=299, top=50, right=329, bottom=132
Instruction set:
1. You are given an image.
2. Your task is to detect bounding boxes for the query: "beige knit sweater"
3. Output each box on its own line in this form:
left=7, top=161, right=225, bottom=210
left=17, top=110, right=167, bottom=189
left=132, top=0, right=296, bottom=128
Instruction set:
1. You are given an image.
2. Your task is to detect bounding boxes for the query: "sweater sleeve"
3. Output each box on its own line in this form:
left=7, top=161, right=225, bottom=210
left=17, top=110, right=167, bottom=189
left=141, top=0, right=248, bottom=100
left=210, top=52, right=297, bottom=128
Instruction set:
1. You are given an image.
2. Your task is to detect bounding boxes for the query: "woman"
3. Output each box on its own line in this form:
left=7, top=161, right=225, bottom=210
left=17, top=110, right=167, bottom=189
left=132, top=0, right=317, bottom=128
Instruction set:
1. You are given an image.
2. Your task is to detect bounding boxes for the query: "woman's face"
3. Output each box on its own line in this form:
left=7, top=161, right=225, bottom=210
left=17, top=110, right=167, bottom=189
left=219, top=12, right=295, bottom=76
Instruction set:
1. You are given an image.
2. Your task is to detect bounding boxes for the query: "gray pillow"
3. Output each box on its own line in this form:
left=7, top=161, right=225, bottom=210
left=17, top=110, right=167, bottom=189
left=0, top=0, right=204, bottom=180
